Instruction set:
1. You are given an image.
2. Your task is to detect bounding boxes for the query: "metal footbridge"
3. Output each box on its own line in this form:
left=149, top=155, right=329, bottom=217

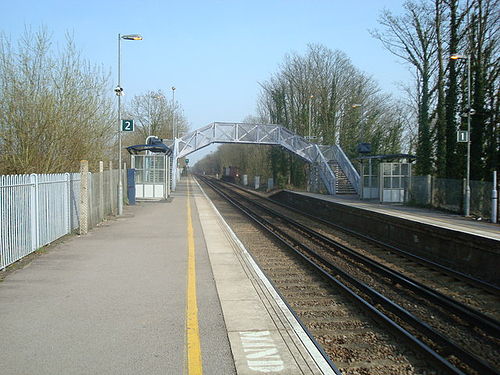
left=171, top=122, right=360, bottom=195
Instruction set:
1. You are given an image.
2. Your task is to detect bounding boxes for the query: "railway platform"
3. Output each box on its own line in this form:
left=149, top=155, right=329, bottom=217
left=0, top=177, right=335, bottom=375
left=288, top=191, right=500, bottom=240
left=268, top=189, right=499, bottom=286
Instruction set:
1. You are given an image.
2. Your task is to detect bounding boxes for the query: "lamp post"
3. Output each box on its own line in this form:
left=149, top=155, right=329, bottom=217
left=352, top=103, right=370, bottom=195
left=116, top=33, right=142, bottom=215
left=171, top=86, right=176, bottom=139
left=450, top=53, right=471, bottom=216
left=151, top=93, right=165, bottom=137
left=352, top=103, right=363, bottom=143
left=308, top=94, right=314, bottom=139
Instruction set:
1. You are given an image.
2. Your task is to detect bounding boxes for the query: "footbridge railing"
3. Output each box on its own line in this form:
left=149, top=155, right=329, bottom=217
left=319, top=145, right=361, bottom=194
left=172, top=122, right=359, bottom=195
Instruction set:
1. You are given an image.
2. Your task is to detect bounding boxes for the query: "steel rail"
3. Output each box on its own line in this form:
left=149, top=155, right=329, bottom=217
left=198, top=177, right=342, bottom=375
left=200, top=176, right=499, bottom=375
left=217, top=177, right=499, bottom=294
left=271, top=193, right=500, bottom=295
left=199, top=176, right=468, bottom=375
left=213, top=180, right=500, bottom=336
left=221, top=178, right=500, bottom=295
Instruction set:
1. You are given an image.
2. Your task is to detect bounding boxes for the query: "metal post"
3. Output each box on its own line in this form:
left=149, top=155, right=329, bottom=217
left=172, top=86, right=176, bottom=138
left=80, top=160, right=89, bottom=235
left=308, top=95, right=313, bottom=139
left=451, top=53, right=472, bottom=216
left=30, top=174, right=39, bottom=251
left=65, top=172, right=71, bottom=233
left=172, top=138, right=178, bottom=191
left=368, top=158, right=372, bottom=198
left=352, top=103, right=363, bottom=144
left=426, top=174, right=432, bottom=206
left=492, top=171, right=498, bottom=223
left=109, top=161, right=114, bottom=215
left=379, top=163, right=384, bottom=203
left=99, top=161, right=104, bottom=221
left=165, top=155, right=170, bottom=198
left=123, top=162, right=127, bottom=204
left=464, top=56, right=471, bottom=217
left=117, top=33, right=123, bottom=216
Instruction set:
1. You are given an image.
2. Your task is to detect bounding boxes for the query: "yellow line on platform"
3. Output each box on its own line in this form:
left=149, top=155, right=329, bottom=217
left=186, top=179, right=203, bottom=375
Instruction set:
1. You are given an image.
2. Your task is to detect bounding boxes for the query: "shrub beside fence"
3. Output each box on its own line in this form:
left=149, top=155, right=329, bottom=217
left=408, top=175, right=496, bottom=219
left=0, top=163, right=124, bottom=269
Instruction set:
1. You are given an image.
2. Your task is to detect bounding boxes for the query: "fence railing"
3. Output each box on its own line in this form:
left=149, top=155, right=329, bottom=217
left=319, top=144, right=360, bottom=194
left=407, top=175, right=496, bottom=220
left=0, top=165, right=124, bottom=270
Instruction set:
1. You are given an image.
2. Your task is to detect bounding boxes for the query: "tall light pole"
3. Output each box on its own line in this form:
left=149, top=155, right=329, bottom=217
left=352, top=103, right=363, bottom=143
left=171, top=86, right=176, bottom=139
left=308, top=94, right=314, bottom=139
left=116, top=33, right=142, bottom=215
left=450, top=53, right=471, bottom=216
left=151, top=93, right=165, bottom=137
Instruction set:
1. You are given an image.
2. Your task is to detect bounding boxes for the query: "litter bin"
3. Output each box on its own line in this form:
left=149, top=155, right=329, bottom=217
left=127, top=168, right=136, bottom=205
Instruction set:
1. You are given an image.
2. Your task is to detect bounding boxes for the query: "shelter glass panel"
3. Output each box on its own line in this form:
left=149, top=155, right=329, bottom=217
left=383, top=164, right=392, bottom=175
left=401, top=163, right=409, bottom=175
left=384, top=177, right=391, bottom=188
left=392, top=164, right=400, bottom=175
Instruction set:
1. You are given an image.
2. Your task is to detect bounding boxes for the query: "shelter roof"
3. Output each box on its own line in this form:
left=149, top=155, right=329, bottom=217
left=126, top=143, right=172, bottom=155
left=354, top=154, right=416, bottom=162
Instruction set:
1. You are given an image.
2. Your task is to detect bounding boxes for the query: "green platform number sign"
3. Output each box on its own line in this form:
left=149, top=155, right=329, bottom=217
left=457, top=130, right=468, bottom=143
left=185, top=158, right=190, bottom=165
left=121, top=119, right=134, bottom=132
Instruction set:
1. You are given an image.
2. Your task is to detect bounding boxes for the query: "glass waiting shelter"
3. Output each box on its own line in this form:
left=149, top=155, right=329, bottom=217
left=127, top=139, right=172, bottom=200
left=132, top=155, right=170, bottom=199
left=356, top=154, right=415, bottom=203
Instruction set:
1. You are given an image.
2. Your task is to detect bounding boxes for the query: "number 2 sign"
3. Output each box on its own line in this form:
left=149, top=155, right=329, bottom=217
left=121, top=119, right=134, bottom=132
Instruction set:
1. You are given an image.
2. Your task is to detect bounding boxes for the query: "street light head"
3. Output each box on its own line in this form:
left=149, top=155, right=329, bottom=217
left=352, top=103, right=362, bottom=108
left=450, top=53, right=467, bottom=60
left=114, top=86, right=124, bottom=96
left=121, top=34, right=143, bottom=41
left=172, top=86, right=176, bottom=91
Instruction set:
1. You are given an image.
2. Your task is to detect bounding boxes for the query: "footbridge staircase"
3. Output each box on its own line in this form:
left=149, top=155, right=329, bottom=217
left=172, top=122, right=360, bottom=195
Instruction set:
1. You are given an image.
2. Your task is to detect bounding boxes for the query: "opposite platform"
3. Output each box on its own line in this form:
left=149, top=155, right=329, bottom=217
left=288, top=190, right=500, bottom=240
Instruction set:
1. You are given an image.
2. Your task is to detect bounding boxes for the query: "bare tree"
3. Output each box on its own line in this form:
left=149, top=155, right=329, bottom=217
left=259, top=44, right=404, bottom=156
left=122, top=89, right=189, bottom=147
left=0, top=28, right=114, bottom=174
left=467, top=0, right=499, bottom=179
left=372, top=0, right=438, bottom=175
left=373, top=0, right=499, bottom=181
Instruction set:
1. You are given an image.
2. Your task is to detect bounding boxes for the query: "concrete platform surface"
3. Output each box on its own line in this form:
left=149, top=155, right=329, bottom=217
left=0, top=178, right=234, bottom=375
left=192, top=179, right=336, bottom=375
left=0, top=177, right=336, bottom=375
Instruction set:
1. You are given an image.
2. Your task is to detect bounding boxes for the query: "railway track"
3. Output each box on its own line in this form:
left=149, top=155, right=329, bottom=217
left=196, top=175, right=500, bottom=375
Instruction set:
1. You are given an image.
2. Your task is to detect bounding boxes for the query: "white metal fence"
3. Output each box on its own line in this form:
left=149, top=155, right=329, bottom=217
left=0, top=168, right=123, bottom=269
